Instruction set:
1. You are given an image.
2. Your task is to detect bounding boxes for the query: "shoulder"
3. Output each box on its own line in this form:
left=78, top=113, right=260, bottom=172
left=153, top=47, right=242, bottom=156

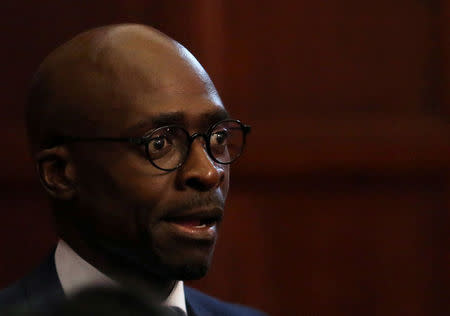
left=0, top=251, right=64, bottom=313
left=185, top=286, right=267, bottom=316
left=0, top=278, right=31, bottom=313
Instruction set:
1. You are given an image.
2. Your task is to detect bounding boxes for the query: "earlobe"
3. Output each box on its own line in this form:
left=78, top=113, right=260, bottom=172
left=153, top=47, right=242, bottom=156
left=35, top=147, right=77, bottom=200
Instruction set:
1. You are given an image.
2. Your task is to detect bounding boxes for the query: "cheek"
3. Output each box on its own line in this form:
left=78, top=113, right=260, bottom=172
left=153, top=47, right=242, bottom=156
left=80, top=147, right=171, bottom=201
left=97, top=165, right=175, bottom=216
left=72, top=150, right=174, bottom=239
left=220, top=165, right=230, bottom=199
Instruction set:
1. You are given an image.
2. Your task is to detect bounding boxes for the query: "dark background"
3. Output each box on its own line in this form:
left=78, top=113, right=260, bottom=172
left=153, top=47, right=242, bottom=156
left=0, top=1, right=448, bottom=315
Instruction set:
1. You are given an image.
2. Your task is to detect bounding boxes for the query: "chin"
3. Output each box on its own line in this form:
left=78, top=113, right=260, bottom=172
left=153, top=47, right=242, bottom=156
left=169, top=263, right=210, bottom=280
left=88, top=232, right=216, bottom=281
left=106, top=245, right=214, bottom=281
left=159, top=246, right=215, bottom=280
left=152, top=235, right=217, bottom=280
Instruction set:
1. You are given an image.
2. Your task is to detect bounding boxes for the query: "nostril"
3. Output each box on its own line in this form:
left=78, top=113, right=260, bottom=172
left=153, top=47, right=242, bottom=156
left=185, top=177, right=210, bottom=192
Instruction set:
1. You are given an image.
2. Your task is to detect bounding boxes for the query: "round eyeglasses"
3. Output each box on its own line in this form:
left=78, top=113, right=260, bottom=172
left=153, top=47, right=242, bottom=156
left=51, top=119, right=251, bottom=171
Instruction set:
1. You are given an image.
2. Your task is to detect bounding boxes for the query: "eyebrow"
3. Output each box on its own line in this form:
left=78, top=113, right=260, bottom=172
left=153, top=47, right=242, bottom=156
left=151, top=112, right=185, bottom=128
left=125, top=108, right=230, bottom=135
left=199, top=109, right=230, bottom=127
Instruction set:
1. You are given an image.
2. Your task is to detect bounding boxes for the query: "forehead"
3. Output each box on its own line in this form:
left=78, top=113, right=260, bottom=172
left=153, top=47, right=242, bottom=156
left=84, top=35, right=226, bottom=135
left=120, top=89, right=227, bottom=136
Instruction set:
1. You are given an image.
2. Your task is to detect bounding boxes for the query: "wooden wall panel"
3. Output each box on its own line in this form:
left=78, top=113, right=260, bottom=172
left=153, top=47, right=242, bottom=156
left=443, top=0, right=450, bottom=118
left=221, top=1, right=433, bottom=116
left=190, top=174, right=446, bottom=315
left=0, top=1, right=448, bottom=315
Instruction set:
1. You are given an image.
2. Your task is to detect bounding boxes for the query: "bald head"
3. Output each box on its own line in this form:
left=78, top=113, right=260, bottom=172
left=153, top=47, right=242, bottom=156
left=28, top=24, right=233, bottom=285
left=26, top=24, right=219, bottom=155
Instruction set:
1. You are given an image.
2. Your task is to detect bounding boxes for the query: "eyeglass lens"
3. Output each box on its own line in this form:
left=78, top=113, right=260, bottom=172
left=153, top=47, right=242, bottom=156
left=209, top=120, right=244, bottom=164
left=145, top=121, right=245, bottom=170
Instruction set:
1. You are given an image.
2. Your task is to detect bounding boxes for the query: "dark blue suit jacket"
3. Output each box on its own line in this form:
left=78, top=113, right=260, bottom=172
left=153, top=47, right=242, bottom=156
left=0, top=252, right=266, bottom=316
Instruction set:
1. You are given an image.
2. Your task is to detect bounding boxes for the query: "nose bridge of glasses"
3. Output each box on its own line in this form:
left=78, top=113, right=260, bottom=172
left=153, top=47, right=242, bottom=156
left=189, top=132, right=208, bottom=145
left=187, top=132, right=213, bottom=160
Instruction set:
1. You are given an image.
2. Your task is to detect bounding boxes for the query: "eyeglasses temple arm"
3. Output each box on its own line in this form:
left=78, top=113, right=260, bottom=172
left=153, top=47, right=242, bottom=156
left=52, top=136, right=146, bottom=146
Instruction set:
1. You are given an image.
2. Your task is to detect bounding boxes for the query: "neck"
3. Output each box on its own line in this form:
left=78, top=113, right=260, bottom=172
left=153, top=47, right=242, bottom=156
left=57, top=224, right=176, bottom=302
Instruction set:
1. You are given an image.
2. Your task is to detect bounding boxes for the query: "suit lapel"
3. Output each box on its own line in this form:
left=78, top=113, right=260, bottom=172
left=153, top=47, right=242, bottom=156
left=23, top=249, right=65, bottom=313
left=184, top=287, right=213, bottom=316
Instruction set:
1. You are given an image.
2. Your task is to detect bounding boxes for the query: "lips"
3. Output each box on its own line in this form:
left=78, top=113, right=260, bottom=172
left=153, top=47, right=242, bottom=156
left=161, top=207, right=223, bottom=240
left=163, top=207, right=223, bottom=225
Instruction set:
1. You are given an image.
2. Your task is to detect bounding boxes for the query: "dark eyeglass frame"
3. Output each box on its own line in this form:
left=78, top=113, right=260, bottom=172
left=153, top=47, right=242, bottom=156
left=51, top=119, right=251, bottom=172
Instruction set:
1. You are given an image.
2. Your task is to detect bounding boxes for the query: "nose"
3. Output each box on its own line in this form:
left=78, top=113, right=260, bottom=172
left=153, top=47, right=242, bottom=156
left=176, top=138, right=225, bottom=191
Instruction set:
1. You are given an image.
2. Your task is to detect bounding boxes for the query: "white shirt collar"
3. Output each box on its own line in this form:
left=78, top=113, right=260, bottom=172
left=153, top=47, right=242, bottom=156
left=54, top=239, right=187, bottom=314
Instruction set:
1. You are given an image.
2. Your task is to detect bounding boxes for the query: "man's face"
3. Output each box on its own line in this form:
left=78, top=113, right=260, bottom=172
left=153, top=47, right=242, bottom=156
left=64, top=41, right=230, bottom=280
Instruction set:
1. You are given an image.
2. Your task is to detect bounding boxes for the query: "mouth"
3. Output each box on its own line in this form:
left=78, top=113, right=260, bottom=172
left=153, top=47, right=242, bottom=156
left=161, top=208, right=223, bottom=241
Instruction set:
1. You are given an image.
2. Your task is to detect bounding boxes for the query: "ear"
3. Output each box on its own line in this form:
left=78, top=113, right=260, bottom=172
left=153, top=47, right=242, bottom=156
left=35, top=146, right=77, bottom=200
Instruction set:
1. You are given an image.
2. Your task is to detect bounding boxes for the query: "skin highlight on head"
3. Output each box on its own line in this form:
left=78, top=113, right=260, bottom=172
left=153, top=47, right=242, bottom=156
left=26, top=24, right=229, bottom=300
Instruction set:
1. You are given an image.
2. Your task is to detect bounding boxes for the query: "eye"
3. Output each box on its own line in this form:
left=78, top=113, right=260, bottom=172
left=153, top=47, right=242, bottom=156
left=211, top=130, right=229, bottom=146
left=150, top=137, right=166, bottom=151
left=147, top=135, right=173, bottom=158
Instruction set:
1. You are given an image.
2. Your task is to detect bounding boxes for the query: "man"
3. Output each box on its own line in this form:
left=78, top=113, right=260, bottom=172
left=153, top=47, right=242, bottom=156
left=0, top=24, right=264, bottom=316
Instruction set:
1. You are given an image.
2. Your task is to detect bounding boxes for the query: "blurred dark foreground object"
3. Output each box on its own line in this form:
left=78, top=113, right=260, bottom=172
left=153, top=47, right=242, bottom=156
left=2, top=286, right=179, bottom=316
